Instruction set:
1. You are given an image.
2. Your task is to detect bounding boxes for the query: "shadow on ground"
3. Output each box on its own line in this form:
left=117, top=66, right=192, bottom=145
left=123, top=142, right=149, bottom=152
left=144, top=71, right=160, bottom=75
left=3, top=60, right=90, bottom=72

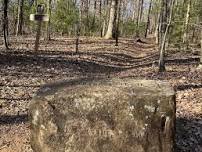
left=0, top=114, right=28, bottom=125
left=176, top=117, right=202, bottom=152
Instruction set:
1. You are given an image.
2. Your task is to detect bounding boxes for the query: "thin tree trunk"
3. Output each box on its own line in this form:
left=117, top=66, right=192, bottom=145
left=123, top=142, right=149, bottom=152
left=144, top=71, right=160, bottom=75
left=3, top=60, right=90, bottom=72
left=115, top=0, right=121, bottom=46
left=102, top=20, right=106, bottom=37
left=85, top=0, right=90, bottom=35
left=16, top=0, right=20, bottom=35
left=182, top=0, right=191, bottom=49
left=140, top=0, right=144, bottom=21
left=92, top=0, right=97, bottom=31
left=200, top=30, right=202, bottom=66
left=145, top=0, right=152, bottom=38
left=155, top=13, right=161, bottom=44
left=159, top=0, right=175, bottom=72
left=76, top=3, right=81, bottom=53
left=136, top=0, right=144, bottom=37
left=132, top=0, right=136, bottom=22
left=105, top=0, right=118, bottom=39
left=3, top=0, right=9, bottom=49
left=198, top=1, right=202, bottom=69
left=99, top=0, right=102, bottom=37
left=102, top=0, right=109, bottom=37
left=136, top=0, right=141, bottom=37
left=46, top=0, right=52, bottom=41
left=16, top=0, right=24, bottom=36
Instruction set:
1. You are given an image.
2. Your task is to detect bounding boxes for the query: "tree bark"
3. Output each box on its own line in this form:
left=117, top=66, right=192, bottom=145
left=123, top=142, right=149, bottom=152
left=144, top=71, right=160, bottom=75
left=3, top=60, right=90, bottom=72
left=105, top=0, right=118, bottom=39
left=115, top=0, right=121, bottom=46
left=182, top=0, right=191, bottom=49
left=198, top=1, right=202, bottom=69
left=200, top=29, right=202, bottom=65
left=158, top=0, right=175, bottom=72
left=92, top=0, right=97, bottom=32
left=136, top=0, right=144, bottom=37
left=145, top=0, right=152, bottom=38
left=99, top=0, right=102, bottom=37
left=155, top=13, right=161, bottom=44
left=132, top=0, right=136, bottom=22
left=75, top=2, right=81, bottom=53
left=46, top=0, right=52, bottom=41
left=16, top=0, right=24, bottom=36
left=2, top=0, right=9, bottom=49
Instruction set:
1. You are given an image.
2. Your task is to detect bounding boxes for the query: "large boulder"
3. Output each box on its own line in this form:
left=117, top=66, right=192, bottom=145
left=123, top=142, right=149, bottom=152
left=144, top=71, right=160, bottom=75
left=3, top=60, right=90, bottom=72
left=29, top=78, right=176, bottom=152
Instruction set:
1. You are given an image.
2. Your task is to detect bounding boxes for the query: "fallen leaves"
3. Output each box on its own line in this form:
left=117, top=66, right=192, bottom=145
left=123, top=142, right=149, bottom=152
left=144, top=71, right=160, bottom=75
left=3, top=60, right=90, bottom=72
left=0, top=37, right=201, bottom=152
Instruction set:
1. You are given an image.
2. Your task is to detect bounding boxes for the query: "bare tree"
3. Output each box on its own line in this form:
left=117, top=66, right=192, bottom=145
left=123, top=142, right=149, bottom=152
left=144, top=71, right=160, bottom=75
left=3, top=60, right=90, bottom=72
left=99, top=0, right=102, bottom=37
left=183, top=0, right=191, bottom=49
left=199, top=28, right=202, bottom=69
left=75, top=1, right=81, bottom=53
left=136, top=0, right=144, bottom=37
left=105, top=0, right=118, bottom=39
left=2, top=0, right=9, bottom=49
left=115, top=0, right=121, bottom=46
left=16, top=0, right=24, bottom=36
left=46, top=0, right=52, bottom=40
left=158, top=0, right=175, bottom=72
left=145, top=0, right=152, bottom=38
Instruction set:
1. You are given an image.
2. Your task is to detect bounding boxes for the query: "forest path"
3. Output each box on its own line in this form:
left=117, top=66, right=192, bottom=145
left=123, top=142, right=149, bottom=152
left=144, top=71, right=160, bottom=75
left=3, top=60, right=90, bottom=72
left=0, top=37, right=201, bottom=152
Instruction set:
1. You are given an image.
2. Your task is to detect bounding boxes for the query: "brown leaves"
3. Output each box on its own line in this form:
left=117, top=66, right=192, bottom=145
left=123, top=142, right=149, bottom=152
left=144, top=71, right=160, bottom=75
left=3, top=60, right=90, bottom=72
left=0, top=37, right=201, bottom=152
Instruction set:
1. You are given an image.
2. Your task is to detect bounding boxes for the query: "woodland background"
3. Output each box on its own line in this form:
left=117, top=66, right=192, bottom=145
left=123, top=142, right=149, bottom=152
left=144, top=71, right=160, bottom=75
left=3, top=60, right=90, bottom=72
left=0, top=0, right=202, bottom=151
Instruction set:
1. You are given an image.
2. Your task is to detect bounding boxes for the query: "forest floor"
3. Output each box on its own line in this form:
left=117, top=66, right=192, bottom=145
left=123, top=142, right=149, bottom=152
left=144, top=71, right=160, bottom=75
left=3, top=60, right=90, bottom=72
left=0, top=37, right=201, bottom=152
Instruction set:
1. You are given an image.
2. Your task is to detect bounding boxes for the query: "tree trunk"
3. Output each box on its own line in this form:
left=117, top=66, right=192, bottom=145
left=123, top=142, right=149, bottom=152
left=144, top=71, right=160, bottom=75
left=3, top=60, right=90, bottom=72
left=158, top=0, right=175, bottom=72
left=155, top=13, right=161, bottom=44
left=115, top=0, right=121, bottom=46
left=145, top=0, right=152, bottom=38
left=99, top=0, right=102, bottom=37
left=198, top=1, right=202, bottom=69
left=92, top=0, right=97, bottom=31
left=16, top=0, right=24, bottom=36
left=46, top=0, right=52, bottom=41
left=136, top=0, right=144, bottom=37
left=2, top=0, right=9, bottom=49
left=84, top=0, right=90, bottom=35
left=105, top=0, right=118, bottom=39
left=200, top=29, right=202, bottom=65
left=75, top=3, right=81, bottom=53
left=182, top=0, right=191, bottom=49
left=140, top=0, right=144, bottom=22
left=132, top=0, right=136, bottom=22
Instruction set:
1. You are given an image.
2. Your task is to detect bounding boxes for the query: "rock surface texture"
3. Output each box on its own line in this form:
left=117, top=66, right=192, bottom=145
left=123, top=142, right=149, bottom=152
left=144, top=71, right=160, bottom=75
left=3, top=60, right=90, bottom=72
left=29, top=78, right=176, bottom=152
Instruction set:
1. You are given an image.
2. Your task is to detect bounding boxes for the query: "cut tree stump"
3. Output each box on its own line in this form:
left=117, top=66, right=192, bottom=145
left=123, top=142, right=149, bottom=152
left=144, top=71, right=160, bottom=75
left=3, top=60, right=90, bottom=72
left=29, top=78, right=176, bottom=152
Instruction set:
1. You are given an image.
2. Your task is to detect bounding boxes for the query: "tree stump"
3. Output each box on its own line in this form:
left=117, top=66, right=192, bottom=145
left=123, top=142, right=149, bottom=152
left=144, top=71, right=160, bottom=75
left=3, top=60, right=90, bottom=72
left=29, top=78, right=176, bottom=152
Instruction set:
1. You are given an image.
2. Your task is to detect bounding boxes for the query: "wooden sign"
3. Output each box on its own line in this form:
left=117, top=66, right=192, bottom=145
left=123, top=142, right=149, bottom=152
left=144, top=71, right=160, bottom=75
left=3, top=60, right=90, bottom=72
left=30, top=14, right=49, bottom=22
left=30, top=4, right=49, bottom=51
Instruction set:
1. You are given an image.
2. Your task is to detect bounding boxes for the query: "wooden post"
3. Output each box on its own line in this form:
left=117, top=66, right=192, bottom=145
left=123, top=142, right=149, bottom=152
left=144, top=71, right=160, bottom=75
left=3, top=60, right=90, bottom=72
left=30, top=4, right=49, bottom=51
left=35, top=21, right=42, bottom=51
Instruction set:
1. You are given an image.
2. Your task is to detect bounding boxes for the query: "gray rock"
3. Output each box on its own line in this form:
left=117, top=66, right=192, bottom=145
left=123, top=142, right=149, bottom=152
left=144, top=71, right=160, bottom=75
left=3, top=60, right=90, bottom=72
left=29, top=78, right=176, bottom=152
